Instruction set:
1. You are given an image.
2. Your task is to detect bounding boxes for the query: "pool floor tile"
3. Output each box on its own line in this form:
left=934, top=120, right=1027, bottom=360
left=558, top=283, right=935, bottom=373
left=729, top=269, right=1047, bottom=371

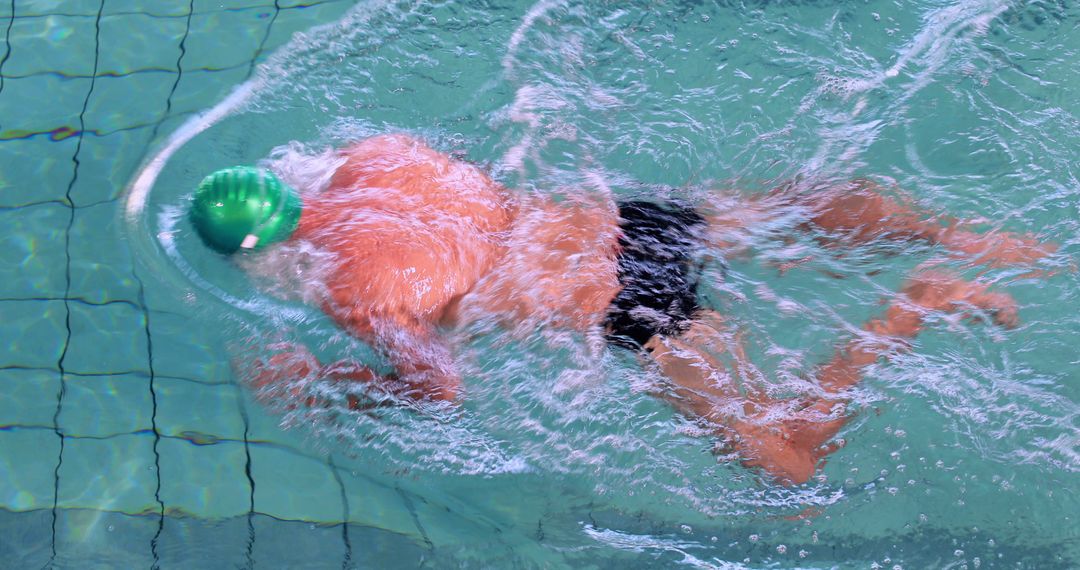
left=68, top=202, right=140, bottom=303
left=156, top=377, right=247, bottom=441
left=0, top=137, right=77, bottom=207
left=195, top=0, right=276, bottom=11
left=0, top=76, right=89, bottom=139
left=97, top=13, right=188, bottom=76
left=146, top=310, right=231, bottom=382
left=0, top=203, right=68, bottom=299
left=0, top=508, right=53, bottom=568
left=0, top=300, right=66, bottom=370
left=58, top=373, right=153, bottom=438
left=251, top=515, right=351, bottom=569
left=0, top=368, right=61, bottom=427
left=3, top=15, right=99, bottom=78
left=183, top=9, right=269, bottom=72
left=68, top=129, right=157, bottom=207
left=53, top=508, right=157, bottom=569
left=157, top=514, right=254, bottom=569
left=333, top=462, right=427, bottom=540
left=0, top=430, right=61, bottom=511
left=56, top=434, right=158, bottom=515
left=103, top=1, right=191, bottom=18
left=85, top=74, right=174, bottom=136
left=157, top=437, right=250, bottom=519
left=249, top=444, right=345, bottom=523
left=170, top=66, right=251, bottom=117
left=11, top=2, right=100, bottom=17
left=263, top=0, right=355, bottom=49
left=64, top=301, right=149, bottom=376
left=339, top=519, right=430, bottom=569
left=243, top=402, right=312, bottom=446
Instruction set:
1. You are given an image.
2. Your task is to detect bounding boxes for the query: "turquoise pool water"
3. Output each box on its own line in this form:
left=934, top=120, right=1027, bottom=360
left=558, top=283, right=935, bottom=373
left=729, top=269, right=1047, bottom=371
left=3, top=0, right=1079, bottom=568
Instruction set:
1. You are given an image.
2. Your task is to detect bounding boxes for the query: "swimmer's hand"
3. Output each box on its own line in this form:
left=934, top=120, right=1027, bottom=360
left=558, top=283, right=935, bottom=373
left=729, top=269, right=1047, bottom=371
left=248, top=342, right=459, bottom=411
left=900, top=271, right=1019, bottom=329
left=249, top=344, right=384, bottom=410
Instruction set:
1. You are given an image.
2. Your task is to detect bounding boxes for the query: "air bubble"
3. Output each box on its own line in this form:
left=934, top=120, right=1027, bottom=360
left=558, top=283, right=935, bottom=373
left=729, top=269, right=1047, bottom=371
left=680, top=524, right=692, bottom=534
left=954, top=549, right=964, bottom=557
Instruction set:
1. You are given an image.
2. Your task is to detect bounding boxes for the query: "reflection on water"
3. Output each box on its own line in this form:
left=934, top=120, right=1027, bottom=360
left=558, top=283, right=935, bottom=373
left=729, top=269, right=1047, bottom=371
left=137, top=0, right=1079, bottom=566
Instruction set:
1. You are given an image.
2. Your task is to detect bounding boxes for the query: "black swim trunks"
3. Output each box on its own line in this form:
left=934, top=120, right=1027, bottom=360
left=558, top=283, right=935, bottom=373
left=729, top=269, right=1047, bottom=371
left=604, top=200, right=707, bottom=350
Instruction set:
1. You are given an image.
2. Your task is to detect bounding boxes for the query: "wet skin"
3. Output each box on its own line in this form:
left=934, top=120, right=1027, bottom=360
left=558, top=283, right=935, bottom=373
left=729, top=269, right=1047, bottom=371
left=253, top=134, right=1054, bottom=485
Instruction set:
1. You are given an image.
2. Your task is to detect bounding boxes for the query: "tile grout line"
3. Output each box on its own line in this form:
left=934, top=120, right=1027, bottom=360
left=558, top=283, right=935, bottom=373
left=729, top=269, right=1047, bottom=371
left=46, top=0, right=105, bottom=567
left=232, top=5, right=284, bottom=566
left=237, top=386, right=257, bottom=570
left=133, top=0, right=197, bottom=562
left=248, top=0, right=282, bottom=76
left=327, top=456, right=354, bottom=569
left=9, top=0, right=348, bottom=22
left=0, top=0, right=14, bottom=131
left=148, top=0, right=192, bottom=146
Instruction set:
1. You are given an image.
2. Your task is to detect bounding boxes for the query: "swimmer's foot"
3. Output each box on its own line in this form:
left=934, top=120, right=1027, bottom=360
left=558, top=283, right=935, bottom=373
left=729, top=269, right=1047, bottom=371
left=900, top=271, right=1019, bottom=329
left=728, top=401, right=848, bottom=485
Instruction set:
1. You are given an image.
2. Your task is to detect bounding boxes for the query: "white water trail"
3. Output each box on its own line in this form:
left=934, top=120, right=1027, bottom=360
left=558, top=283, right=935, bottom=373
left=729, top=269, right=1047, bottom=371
left=802, top=0, right=1012, bottom=178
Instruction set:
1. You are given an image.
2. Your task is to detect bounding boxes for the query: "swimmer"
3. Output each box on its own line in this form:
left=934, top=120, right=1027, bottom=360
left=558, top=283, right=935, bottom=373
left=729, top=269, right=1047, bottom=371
left=190, top=134, right=1055, bottom=484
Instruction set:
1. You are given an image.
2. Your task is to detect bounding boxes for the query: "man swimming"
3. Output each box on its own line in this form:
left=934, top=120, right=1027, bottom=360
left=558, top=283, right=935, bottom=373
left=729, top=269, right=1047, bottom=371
left=190, top=133, right=1053, bottom=484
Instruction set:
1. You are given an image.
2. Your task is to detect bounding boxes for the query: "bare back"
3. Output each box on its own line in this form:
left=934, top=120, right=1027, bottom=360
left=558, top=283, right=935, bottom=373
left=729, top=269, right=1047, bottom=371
left=295, top=134, right=516, bottom=334
left=442, top=192, right=623, bottom=333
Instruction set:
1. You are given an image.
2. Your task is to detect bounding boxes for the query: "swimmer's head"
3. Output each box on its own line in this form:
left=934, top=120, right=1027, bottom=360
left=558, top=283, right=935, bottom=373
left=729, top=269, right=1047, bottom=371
left=189, top=166, right=302, bottom=254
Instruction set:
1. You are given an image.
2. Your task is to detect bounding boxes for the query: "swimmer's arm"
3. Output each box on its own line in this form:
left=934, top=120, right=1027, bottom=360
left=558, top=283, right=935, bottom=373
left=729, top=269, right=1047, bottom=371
left=334, top=310, right=462, bottom=403
left=250, top=319, right=460, bottom=408
left=802, top=179, right=1056, bottom=267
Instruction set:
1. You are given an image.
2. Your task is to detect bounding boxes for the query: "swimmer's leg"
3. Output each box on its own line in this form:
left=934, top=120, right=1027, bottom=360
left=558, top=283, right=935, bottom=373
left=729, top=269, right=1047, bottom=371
left=701, top=178, right=1055, bottom=269
left=799, top=178, right=1055, bottom=268
left=646, top=272, right=1018, bottom=485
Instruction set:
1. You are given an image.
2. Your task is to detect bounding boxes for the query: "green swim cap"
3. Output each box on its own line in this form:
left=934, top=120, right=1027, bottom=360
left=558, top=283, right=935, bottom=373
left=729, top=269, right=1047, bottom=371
left=189, top=166, right=302, bottom=254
